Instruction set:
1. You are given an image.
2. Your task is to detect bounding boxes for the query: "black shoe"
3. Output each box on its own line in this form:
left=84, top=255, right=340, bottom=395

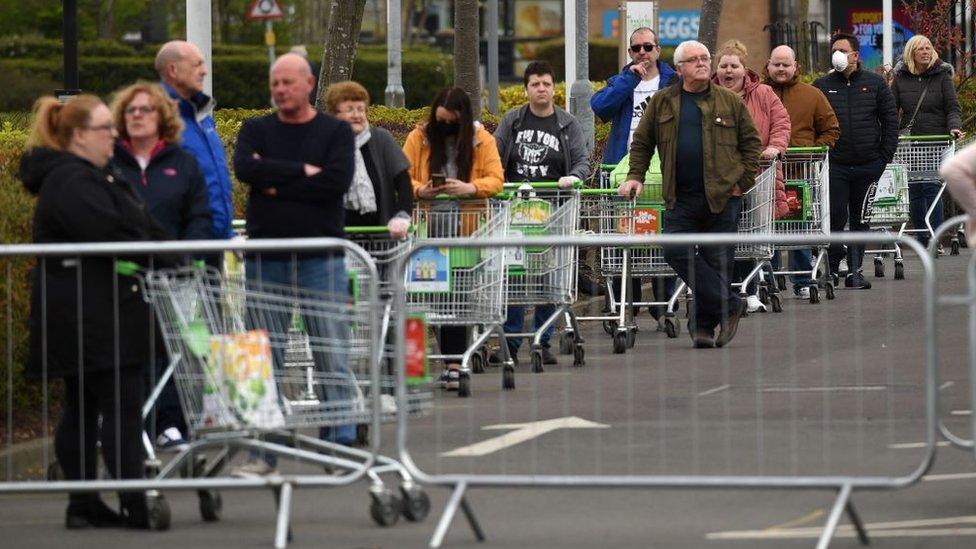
left=715, top=299, right=748, bottom=348
left=121, top=493, right=152, bottom=530
left=844, top=272, right=872, bottom=289
left=540, top=348, right=558, bottom=365
left=66, top=496, right=125, bottom=529
left=688, top=322, right=715, bottom=348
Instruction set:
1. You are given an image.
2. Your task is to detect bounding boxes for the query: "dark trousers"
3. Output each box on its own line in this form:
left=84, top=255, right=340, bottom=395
left=662, top=193, right=742, bottom=333
left=56, top=367, right=145, bottom=504
left=909, top=181, right=944, bottom=246
left=828, top=159, right=886, bottom=273
left=145, top=354, right=186, bottom=438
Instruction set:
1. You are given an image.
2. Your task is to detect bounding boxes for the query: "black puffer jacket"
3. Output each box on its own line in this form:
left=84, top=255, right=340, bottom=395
left=890, top=59, right=962, bottom=136
left=814, top=67, right=899, bottom=166
left=20, top=147, right=166, bottom=379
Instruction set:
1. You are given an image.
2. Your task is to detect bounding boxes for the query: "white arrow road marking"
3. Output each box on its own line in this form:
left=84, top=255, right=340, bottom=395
left=707, top=515, right=976, bottom=541
left=440, top=416, right=610, bottom=457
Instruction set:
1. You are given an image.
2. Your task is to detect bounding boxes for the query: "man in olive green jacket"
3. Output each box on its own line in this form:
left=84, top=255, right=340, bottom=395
left=619, top=40, right=762, bottom=349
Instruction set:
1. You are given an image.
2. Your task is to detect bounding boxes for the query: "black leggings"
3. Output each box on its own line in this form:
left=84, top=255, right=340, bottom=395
left=56, top=367, right=145, bottom=499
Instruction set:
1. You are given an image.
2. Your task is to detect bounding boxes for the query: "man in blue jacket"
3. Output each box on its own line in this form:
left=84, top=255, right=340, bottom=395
left=155, top=41, right=235, bottom=241
left=591, top=27, right=678, bottom=164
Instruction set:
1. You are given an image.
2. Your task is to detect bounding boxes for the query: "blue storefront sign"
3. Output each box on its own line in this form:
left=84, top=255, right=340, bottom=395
left=659, top=10, right=699, bottom=46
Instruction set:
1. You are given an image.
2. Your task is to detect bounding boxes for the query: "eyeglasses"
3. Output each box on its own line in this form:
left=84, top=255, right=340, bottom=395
left=337, top=105, right=367, bottom=115
left=84, top=123, right=115, bottom=133
left=124, top=105, right=156, bottom=115
left=680, top=55, right=712, bottom=65
left=630, top=43, right=657, bottom=53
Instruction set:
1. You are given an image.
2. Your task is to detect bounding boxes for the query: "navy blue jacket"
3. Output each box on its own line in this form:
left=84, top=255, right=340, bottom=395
left=814, top=67, right=899, bottom=166
left=162, top=82, right=235, bottom=239
left=113, top=141, right=212, bottom=240
left=590, top=60, right=678, bottom=164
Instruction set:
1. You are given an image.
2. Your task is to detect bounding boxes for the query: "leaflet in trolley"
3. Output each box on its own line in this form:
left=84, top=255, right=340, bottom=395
left=409, top=196, right=510, bottom=397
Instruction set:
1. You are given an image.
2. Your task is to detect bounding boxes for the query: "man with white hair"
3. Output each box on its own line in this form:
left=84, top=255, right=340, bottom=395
left=232, top=53, right=356, bottom=476
left=764, top=44, right=840, bottom=299
left=619, top=40, right=761, bottom=349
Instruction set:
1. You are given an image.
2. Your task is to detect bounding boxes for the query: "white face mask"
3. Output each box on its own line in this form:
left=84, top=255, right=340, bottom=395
left=832, top=50, right=850, bottom=72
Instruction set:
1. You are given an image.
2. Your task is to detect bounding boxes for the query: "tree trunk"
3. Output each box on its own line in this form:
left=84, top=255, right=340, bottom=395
left=453, top=0, right=481, bottom=115
left=94, top=0, right=115, bottom=39
left=697, top=0, right=723, bottom=54
left=316, top=0, right=366, bottom=107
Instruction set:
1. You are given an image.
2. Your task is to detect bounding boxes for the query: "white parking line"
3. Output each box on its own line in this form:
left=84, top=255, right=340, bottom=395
left=924, top=472, right=976, bottom=482
left=888, top=441, right=951, bottom=449
left=698, top=384, right=730, bottom=397
left=941, top=381, right=956, bottom=391
left=761, top=386, right=886, bottom=393
left=952, top=409, right=972, bottom=416
left=708, top=515, right=976, bottom=541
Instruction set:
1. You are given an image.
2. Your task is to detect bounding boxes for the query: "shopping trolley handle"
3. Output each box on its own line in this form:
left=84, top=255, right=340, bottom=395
left=345, top=225, right=415, bottom=237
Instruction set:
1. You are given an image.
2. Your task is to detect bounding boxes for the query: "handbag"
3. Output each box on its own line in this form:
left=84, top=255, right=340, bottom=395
left=899, top=81, right=931, bottom=136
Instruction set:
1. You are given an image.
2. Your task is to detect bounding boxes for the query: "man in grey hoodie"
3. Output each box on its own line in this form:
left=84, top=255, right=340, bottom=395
left=493, top=60, right=591, bottom=366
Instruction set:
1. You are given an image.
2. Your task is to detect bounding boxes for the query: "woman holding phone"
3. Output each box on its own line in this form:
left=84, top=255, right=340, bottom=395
left=402, top=87, right=504, bottom=389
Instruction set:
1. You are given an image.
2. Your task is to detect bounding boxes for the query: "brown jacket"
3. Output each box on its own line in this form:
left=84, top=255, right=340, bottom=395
left=763, top=71, right=840, bottom=147
left=627, top=81, right=762, bottom=214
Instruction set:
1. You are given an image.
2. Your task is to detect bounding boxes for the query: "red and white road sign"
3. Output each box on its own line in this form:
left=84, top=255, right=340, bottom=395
left=246, top=0, right=284, bottom=21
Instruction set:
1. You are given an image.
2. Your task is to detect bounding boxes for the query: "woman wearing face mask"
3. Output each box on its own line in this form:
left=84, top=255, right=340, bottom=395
left=402, top=87, right=504, bottom=389
left=890, top=35, right=964, bottom=251
left=324, top=80, right=413, bottom=239
left=19, top=95, right=168, bottom=529
left=712, top=40, right=791, bottom=312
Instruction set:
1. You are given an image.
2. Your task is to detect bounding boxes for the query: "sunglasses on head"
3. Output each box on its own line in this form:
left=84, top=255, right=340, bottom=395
left=630, top=43, right=657, bottom=53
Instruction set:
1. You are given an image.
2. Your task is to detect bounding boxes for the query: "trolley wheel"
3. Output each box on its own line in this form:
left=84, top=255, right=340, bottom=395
left=148, top=493, right=172, bottom=531
left=530, top=350, right=545, bottom=373
left=960, top=231, right=969, bottom=248
left=198, top=489, right=222, bottom=522
left=502, top=365, right=516, bottom=390
left=874, top=258, right=885, bottom=278
left=602, top=320, right=617, bottom=335
left=612, top=331, right=627, bottom=354
left=894, top=261, right=905, bottom=280
left=458, top=372, right=472, bottom=397
left=470, top=351, right=486, bottom=374
left=369, top=489, right=402, bottom=527
left=47, top=461, right=64, bottom=481
left=776, top=275, right=788, bottom=293
left=558, top=332, right=574, bottom=355
left=625, top=327, right=637, bottom=348
left=400, top=485, right=430, bottom=523
left=663, top=317, right=678, bottom=339
left=809, top=286, right=820, bottom=305
left=770, top=294, right=783, bottom=313
left=952, top=240, right=961, bottom=255
left=573, top=344, right=585, bottom=367
left=825, top=283, right=836, bottom=300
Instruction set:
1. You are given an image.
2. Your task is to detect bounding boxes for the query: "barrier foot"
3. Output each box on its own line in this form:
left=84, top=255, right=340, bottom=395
left=274, top=482, right=294, bottom=549
left=430, top=481, right=484, bottom=548
left=846, top=499, right=870, bottom=546
left=816, top=483, right=858, bottom=549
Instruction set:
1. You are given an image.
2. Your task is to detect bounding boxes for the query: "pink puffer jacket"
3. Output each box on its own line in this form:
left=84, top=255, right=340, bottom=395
left=713, top=69, right=791, bottom=218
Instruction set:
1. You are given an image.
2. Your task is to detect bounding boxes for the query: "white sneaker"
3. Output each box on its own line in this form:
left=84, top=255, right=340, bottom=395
left=155, top=427, right=188, bottom=452
left=231, top=459, right=277, bottom=478
left=796, top=287, right=811, bottom=300
left=746, top=294, right=767, bottom=313
left=838, top=258, right=849, bottom=275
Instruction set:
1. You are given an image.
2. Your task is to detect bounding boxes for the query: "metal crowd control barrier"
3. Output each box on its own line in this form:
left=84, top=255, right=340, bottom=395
left=0, top=238, right=391, bottom=548
left=392, top=231, right=938, bottom=549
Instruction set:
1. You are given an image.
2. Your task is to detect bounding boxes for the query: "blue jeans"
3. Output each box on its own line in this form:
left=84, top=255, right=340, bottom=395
left=663, top=193, right=743, bottom=333
left=829, top=159, right=885, bottom=273
left=909, top=181, right=944, bottom=246
left=245, top=254, right=356, bottom=465
left=771, top=249, right=814, bottom=290
left=504, top=305, right=555, bottom=354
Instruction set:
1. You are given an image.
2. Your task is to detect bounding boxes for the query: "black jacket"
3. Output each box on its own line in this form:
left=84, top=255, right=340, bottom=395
left=814, top=67, right=899, bottom=166
left=113, top=141, right=212, bottom=240
left=19, top=148, right=167, bottom=379
left=891, top=59, right=962, bottom=136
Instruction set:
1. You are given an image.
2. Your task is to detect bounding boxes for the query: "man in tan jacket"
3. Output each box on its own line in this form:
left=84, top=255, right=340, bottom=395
left=765, top=44, right=840, bottom=299
left=619, top=40, right=762, bottom=349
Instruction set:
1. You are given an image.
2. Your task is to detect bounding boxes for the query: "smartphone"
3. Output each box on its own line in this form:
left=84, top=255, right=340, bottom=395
left=431, top=172, right=446, bottom=188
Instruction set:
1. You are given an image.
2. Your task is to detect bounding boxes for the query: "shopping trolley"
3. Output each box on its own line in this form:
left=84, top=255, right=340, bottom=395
left=409, top=197, right=510, bottom=397
left=576, top=184, right=689, bottom=353
left=864, top=135, right=955, bottom=279
left=771, top=147, right=833, bottom=303
left=734, top=161, right=779, bottom=310
left=495, top=182, right=584, bottom=382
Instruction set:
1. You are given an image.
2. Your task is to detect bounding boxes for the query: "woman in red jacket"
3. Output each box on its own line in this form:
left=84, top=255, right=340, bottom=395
left=713, top=39, right=791, bottom=312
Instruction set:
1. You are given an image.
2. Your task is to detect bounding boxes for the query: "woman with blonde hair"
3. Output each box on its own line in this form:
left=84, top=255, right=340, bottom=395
left=891, top=34, right=964, bottom=250
left=110, top=82, right=211, bottom=451
left=19, top=94, right=167, bottom=529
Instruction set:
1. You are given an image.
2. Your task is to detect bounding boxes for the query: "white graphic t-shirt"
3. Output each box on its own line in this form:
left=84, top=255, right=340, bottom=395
left=628, top=75, right=661, bottom=148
